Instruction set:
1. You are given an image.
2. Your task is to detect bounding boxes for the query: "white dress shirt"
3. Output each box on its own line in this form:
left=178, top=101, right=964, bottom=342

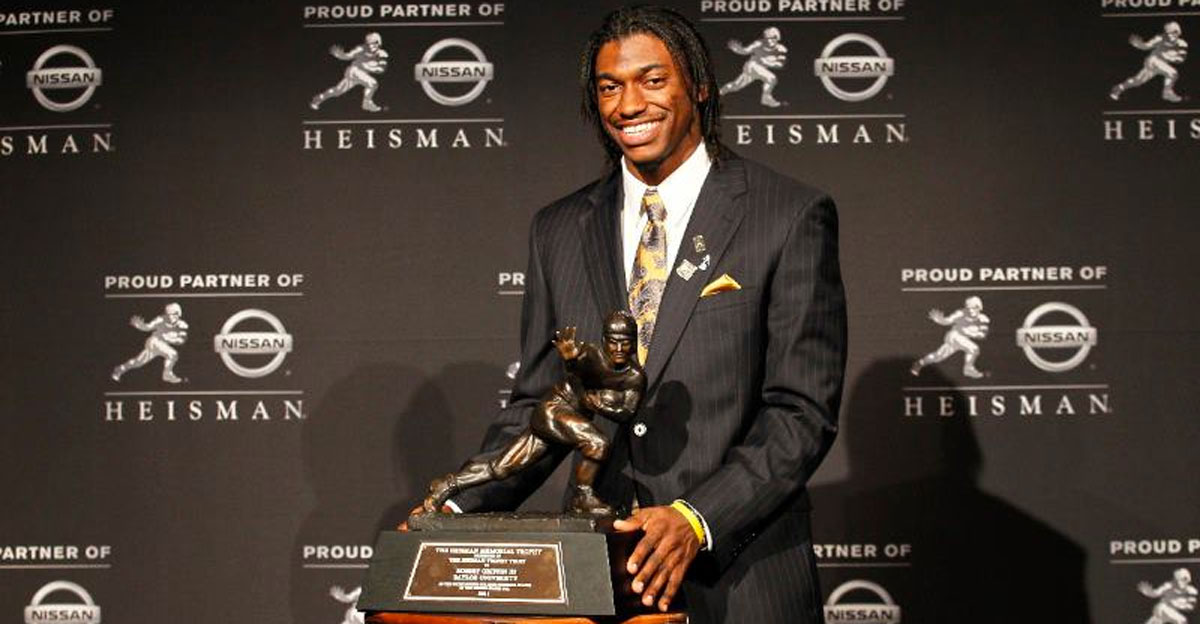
left=620, top=142, right=713, bottom=285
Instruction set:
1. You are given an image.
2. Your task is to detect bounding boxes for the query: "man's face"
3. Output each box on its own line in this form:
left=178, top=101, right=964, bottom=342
left=605, top=334, right=634, bottom=366
left=594, top=33, right=703, bottom=185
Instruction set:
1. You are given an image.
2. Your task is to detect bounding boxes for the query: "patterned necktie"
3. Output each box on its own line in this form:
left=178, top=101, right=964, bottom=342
left=628, top=188, right=668, bottom=365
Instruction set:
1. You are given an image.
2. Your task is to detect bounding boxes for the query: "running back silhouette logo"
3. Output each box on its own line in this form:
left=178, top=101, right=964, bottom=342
left=111, top=303, right=188, bottom=383
left=311, top=32, right=390, bottom=112
left=1138, top=568, right=1197, bottom=624
left=720, top=26, right=789, bottom=107
left=330, top=585, right=365, bottom=624
left=911, top=296, right=990, bottom=379
left=1111, top=21, right=1188, bottom=103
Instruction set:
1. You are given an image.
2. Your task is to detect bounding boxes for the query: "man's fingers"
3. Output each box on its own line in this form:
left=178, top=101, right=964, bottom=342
left=612, top=518, right=641, bottom=531
left=633, top=548, right=665, bottom=594
left=625, top=526, right=660, bottom=576
left=615, top=511, right=648, bottom=577
left=612, top=510, right=645, bottom=532
left=659, top=562, right=687, bottom=611
left=642, top=550, right=678, bottom=606
left=613, top=507, right=699, bottom=609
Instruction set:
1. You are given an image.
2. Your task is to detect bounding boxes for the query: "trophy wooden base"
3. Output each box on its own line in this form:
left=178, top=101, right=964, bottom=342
left=366, top=612, right=687, bottom=624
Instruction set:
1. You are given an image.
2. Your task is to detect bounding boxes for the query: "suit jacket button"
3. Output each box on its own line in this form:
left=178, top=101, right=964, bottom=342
left=633, top=422, right=648, bottom=437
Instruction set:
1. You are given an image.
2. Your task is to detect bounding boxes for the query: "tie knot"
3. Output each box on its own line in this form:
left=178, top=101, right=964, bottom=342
left=641, top=188, right=666, bottom=223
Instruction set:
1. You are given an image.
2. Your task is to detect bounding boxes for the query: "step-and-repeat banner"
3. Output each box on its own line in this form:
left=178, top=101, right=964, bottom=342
left=2, top=1, right=1197, bottom=622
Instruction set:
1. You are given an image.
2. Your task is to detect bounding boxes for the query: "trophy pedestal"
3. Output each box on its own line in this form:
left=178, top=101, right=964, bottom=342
left=360, top=513, right=667, bottom=618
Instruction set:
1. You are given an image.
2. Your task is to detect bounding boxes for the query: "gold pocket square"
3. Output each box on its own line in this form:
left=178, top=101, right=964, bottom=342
left=700, top=274, right=741, bottom=298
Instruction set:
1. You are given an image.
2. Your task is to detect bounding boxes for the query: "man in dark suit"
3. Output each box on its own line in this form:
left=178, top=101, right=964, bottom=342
left=442, top=7, right=846, bottom=623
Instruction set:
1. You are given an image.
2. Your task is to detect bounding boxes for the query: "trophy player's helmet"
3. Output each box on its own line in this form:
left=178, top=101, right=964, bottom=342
left=764, top=27, right=781, bottom=42
left=604, top=311, right=637, bottom=338
left=1165, top=21, right=1182, bottom=37
left=965, top=296, right=983, bottom=311
left=165, top=303, right=183, bottom=317
left=366, top=32, right=382, bottom=46
left=1176, top=568, right=1193, bottom=585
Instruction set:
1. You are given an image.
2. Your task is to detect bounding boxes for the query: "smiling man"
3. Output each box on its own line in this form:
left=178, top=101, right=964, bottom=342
left=442, top=7, right=846, bottom=623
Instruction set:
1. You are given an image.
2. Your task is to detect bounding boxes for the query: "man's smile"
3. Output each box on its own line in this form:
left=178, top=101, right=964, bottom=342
left=619, top=120, right=661, bottom=136
left=613, top=118, right=666, bottom=147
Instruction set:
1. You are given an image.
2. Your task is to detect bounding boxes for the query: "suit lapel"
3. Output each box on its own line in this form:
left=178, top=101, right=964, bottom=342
left=642, top=158, right=748, bottom=388
left=578, top=170, right=627, bottom=321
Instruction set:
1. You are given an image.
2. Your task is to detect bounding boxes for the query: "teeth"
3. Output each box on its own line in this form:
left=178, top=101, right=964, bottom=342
left=621, top=121, right=658, bottom=137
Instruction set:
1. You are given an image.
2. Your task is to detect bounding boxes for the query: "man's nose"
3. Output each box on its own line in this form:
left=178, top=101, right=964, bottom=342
left=618, top=85, right=646, bottom=117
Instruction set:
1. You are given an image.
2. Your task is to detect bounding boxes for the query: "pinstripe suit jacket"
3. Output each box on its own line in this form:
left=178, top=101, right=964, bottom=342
left=453, top=153, right=847, bottom=623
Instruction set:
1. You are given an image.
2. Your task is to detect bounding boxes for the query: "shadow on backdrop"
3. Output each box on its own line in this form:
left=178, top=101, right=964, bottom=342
left=810, top=357, right=1090, bottom=622
left=289, top=362, right=458, bottom=624
left=381, top=361, right=577, bottom=518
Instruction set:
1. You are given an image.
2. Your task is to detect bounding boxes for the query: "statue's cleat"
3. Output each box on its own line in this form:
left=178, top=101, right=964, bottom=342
left=569, top=486, right=615, bottom=516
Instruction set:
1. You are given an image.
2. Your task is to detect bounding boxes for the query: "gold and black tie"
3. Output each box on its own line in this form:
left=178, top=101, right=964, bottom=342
left=628, top=188, right=669, bottom=364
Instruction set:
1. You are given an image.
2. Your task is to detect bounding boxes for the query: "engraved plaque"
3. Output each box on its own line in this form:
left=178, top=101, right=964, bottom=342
left=360, top=522, right=633, bottom=616
left=403, top=541, right=567, bottom=604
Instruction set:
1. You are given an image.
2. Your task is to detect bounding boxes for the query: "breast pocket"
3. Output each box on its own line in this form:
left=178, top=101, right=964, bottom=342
left=693, top=285, right=756, bottom=315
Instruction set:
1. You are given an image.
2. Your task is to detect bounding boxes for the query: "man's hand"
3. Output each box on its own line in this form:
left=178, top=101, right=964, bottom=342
left=613, top=506, right=701, bottom=612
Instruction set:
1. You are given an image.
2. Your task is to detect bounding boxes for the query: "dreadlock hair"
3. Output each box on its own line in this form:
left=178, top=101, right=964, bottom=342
left=579, top=5, right=723, bottom=167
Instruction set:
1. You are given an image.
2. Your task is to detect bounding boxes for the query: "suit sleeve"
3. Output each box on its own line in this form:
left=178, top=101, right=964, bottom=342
left=683, top=193, right=847, bottom=567
left=449, top=213, right=572, bottom=512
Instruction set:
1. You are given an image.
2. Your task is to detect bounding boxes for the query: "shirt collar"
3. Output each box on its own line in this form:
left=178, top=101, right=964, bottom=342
left=620, top=142, right=711, bottom=217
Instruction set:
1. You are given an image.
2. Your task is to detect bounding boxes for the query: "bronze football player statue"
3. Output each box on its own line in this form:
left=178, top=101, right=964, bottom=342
left=418, top=310, right=647, bottom=516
